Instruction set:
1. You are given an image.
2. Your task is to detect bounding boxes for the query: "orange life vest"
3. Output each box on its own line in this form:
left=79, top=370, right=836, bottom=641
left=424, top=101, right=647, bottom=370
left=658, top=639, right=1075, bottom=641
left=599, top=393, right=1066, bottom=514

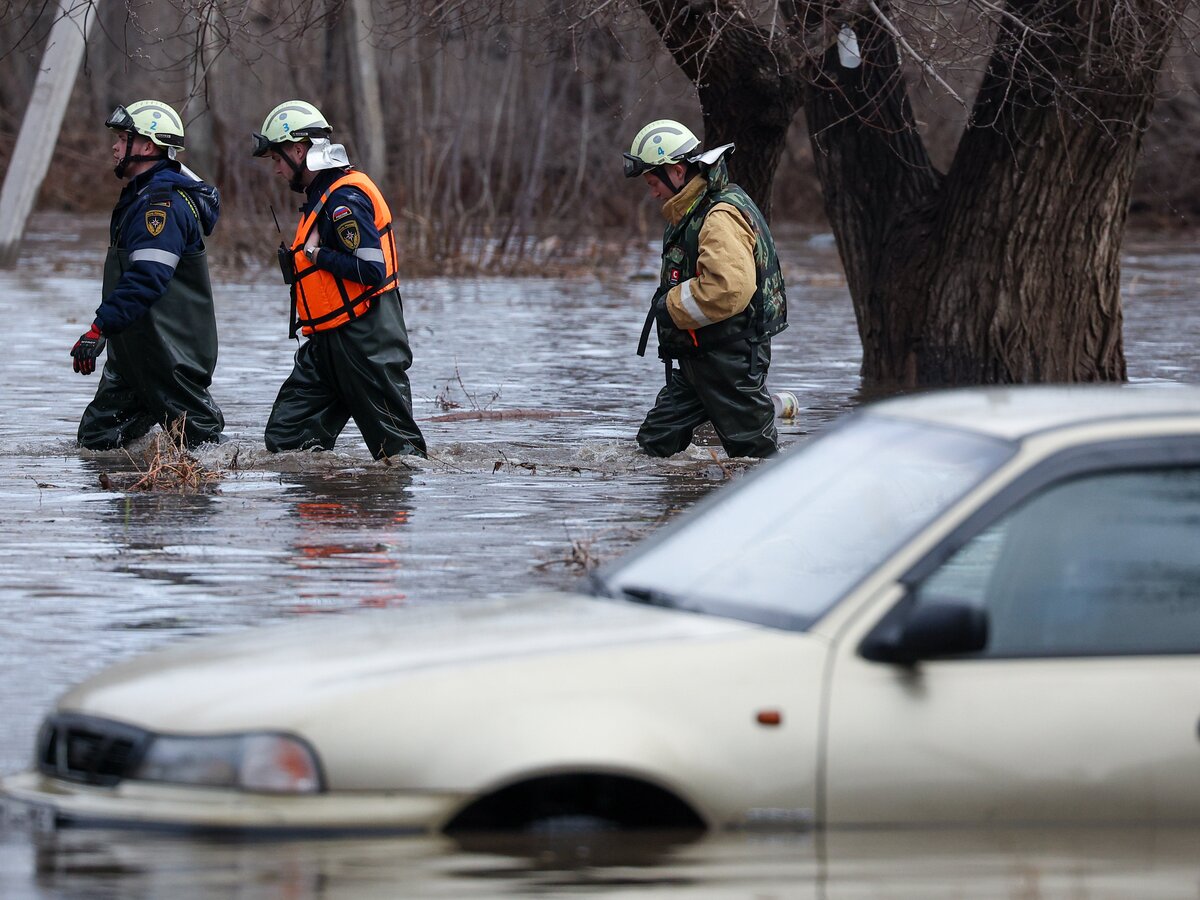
left=289, top=171, right=399, bottom=336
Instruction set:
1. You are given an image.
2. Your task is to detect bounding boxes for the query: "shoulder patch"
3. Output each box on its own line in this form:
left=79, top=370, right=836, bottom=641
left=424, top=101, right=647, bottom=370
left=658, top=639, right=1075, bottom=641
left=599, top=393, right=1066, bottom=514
left=336, top=219, right=360, bottom=251
left=145, top=209, right=167, bottom=236
left=331, top=205, right=352, bottom=222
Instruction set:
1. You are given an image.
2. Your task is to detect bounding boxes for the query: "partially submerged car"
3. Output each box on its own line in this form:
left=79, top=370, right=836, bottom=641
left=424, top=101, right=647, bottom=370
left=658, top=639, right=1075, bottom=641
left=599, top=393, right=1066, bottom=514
left=5, top=386, right=1200, bottom=832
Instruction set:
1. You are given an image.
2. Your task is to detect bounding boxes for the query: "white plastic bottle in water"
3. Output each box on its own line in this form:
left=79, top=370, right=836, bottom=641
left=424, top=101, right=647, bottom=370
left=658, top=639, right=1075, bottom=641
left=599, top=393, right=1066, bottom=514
left=772, top=391, right=799, bottom=420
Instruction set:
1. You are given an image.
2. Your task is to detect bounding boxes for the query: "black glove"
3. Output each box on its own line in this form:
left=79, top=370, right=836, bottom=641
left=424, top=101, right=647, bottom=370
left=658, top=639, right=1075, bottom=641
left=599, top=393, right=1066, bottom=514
left=71, top=324, right=106, bottom=375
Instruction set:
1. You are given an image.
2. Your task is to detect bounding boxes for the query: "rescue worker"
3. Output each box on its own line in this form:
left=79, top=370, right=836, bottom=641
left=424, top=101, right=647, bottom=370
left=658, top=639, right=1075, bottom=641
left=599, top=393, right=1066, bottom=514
left=252, top=100, right=426, bottom=460
left=624, top=119, right=787, bottom=458
left=71, top=100, right=224, bottom=449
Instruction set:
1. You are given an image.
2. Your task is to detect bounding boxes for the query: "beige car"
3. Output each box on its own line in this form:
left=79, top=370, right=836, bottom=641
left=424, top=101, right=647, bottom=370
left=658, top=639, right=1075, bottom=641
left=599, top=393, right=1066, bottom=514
left=5, top=386, right=1200, bottom=833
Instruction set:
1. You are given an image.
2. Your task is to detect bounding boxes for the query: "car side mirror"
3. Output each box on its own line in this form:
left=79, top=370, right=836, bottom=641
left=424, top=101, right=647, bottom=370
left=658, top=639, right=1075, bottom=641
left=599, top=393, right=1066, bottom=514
left=860, top=597, right=988, bottom=666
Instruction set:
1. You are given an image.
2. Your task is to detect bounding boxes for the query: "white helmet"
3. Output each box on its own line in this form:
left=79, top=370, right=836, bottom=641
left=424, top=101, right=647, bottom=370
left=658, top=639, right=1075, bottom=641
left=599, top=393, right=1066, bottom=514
left=623, top=119, right=735, bottom=181
left=105, top=100, right=186, bottom=151
left=105, top=99, right=185, bottom=177
left=252, top=100, right=332, bottom=157
left=623, top=119, right=700, bottom=177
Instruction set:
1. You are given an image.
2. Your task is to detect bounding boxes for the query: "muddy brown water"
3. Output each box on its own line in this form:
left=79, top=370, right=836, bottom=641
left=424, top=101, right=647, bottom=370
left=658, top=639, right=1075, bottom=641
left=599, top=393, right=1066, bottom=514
left=1, top=215, right=1198, bottom=898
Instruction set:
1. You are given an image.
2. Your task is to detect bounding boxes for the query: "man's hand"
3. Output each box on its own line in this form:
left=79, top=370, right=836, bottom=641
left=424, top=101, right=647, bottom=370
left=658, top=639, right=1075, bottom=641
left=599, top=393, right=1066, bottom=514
left=71, top=324, right=106, bottom=375
left=303, top=230, right=321, bottom=265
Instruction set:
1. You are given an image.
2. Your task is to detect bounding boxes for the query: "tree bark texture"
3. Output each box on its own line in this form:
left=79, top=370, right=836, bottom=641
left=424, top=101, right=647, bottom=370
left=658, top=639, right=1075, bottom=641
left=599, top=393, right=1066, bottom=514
left=637, top=0, right=808, bottom=218
left=645, top=0, right=1184, bottom=387
left=804, top=11, right=942, bottom=386
left=911, top=1, right=1176, bottom=384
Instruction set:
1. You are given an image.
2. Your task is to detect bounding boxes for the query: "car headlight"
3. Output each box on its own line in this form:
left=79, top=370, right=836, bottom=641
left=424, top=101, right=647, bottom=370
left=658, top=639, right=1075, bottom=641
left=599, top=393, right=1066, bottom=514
left=132, top=733, right=323, bottom=794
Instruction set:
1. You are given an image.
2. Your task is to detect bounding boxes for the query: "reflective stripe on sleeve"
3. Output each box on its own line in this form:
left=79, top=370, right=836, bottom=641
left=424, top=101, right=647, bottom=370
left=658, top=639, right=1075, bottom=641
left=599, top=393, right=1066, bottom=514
left=353, top=248, right=386, bottom=263
left=129, top=249, right=181, bottom=269
left=678, top=279, right=716, bottom=327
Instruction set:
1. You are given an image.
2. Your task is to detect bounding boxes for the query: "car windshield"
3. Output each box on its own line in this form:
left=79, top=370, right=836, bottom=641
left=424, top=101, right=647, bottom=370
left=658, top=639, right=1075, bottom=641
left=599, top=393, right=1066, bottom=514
left=598, top=415, right=1015, bottom=630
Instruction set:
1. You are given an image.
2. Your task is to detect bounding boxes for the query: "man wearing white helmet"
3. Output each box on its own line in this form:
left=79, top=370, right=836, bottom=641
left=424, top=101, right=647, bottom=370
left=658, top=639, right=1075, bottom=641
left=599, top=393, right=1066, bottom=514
left=624, top=119, right=787, bottom=458
left=71, top=99, right=225, bottom=449
left=252, top=100, right=426, bottom=460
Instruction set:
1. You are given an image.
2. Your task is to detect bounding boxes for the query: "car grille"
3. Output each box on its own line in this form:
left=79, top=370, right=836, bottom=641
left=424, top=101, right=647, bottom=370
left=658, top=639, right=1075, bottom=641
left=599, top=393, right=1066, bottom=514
left=37, top=714, right=152, bottom=787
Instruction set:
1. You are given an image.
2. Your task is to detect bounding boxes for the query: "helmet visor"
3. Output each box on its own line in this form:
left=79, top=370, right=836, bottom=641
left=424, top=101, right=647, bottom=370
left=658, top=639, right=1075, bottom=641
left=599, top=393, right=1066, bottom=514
left=105, top=105, right=135, bottom=132
left=251, top=132, right=274, bottom=158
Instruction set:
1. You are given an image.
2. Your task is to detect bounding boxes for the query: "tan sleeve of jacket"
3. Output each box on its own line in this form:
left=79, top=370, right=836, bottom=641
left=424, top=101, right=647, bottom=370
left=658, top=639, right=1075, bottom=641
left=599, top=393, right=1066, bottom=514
left=666, top=203, right=757, bottom=330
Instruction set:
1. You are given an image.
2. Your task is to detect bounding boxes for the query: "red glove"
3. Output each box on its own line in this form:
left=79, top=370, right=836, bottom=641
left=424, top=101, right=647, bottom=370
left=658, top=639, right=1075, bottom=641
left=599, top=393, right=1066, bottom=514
left=71, top=324, right=106, bottom=375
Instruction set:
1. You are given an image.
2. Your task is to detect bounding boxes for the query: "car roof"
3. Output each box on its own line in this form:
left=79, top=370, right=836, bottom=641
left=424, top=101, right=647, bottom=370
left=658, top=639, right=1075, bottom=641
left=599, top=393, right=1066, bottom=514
left=864, top=384, right=1200, bottom=441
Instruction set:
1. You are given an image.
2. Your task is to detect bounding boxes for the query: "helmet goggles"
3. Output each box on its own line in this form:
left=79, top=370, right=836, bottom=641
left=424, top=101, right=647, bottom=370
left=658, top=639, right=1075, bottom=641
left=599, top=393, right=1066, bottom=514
left=623, top=153, right=662, bottom=179
left=252, top=126, right=331, bottom=158
left=105, top=106, right=136, bottom=133
left=251, top=132, right=274, bottom=158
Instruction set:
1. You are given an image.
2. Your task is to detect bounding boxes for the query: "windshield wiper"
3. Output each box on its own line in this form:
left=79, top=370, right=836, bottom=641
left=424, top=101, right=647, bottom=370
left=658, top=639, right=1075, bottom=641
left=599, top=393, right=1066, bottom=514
left=618, top=585, right=687, bottom=610
left=587, top=575, right=698, bottom=613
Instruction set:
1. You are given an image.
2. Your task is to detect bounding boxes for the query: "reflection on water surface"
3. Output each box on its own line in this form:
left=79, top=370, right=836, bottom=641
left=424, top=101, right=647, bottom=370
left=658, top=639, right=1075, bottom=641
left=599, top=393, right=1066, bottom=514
left=8, top=822, right=1200, bottom=899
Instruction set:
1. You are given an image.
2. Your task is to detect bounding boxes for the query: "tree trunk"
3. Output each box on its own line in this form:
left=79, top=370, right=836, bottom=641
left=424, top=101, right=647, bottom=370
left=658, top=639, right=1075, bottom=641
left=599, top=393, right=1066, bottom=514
left=644, top=0, right=1184, bottom=388
left=919, top=2, right=1178, bottom=383
left=810, top=1, right=1180, bottom=386
left=803, top=12, right=942, bottom=386
left=0, top=0, right=99, bottom=267
left=342, top=0, right=387, bottom=181
left=637, top=0, right=806, bottom=218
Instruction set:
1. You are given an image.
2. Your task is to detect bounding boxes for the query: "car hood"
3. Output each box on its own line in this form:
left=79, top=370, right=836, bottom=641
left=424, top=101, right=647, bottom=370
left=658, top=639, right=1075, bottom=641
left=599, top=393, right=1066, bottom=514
left=60, top=592, right=761, bottom=731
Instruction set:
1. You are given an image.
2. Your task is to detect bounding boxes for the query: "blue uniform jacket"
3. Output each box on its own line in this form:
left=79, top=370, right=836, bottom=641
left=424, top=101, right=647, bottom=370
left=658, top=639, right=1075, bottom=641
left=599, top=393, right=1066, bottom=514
left=97, top=161, right=220, bottom=335
left=301, top=168, right=388, bottom=288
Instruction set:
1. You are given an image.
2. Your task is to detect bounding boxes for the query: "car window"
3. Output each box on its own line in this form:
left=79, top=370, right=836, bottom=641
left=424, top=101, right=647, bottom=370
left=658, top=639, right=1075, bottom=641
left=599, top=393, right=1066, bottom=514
left=912, top=467, right=1200, bottom=656
left=603, top=416, right=1014, bottom=630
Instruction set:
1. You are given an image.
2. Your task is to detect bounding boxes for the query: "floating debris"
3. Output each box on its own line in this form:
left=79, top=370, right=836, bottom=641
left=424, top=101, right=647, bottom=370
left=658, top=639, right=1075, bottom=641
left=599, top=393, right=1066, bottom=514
left=100, top=419, right=222, bottom=494
left=429, top=408, right=586, bottom=423
left=534, top=534, right=601, bottom=573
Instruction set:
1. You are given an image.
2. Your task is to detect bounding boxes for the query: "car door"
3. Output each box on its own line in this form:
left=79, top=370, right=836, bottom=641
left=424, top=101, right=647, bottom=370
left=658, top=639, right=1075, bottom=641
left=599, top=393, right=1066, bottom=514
left=822, top=439, right=1200, bottom=825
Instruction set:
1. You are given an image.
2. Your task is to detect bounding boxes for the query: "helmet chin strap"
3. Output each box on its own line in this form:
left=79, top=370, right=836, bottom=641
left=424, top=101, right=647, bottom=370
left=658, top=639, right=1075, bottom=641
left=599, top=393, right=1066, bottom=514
left=113, top=131, right=165, bottom=179
left=281, top=147, right=309, bottom=194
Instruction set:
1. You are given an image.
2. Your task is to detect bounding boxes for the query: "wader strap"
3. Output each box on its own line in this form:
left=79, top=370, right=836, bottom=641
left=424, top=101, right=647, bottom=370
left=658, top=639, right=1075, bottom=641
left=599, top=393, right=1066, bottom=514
left=638, top=285, right=671, bottom=358
left=637, top=305, right=656, bottom=357
left=663, top=358, right=672, bottom=386
left=747, top=338, right=762, bottom=377
left=746, top=280, right=765, bottom=379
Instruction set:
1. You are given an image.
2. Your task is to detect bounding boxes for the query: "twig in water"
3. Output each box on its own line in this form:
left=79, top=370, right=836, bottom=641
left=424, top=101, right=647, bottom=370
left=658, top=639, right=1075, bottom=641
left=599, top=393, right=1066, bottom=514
left=101, top=418, right=222, bottom=494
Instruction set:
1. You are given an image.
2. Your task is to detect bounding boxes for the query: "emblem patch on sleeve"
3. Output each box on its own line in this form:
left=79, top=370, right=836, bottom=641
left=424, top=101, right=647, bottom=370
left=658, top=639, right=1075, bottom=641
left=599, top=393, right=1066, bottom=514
left=145, top=209, right=167, bottom=236
left=331, top=205, right=352, bottom=222
left=336, top=219, right=360, bottom=251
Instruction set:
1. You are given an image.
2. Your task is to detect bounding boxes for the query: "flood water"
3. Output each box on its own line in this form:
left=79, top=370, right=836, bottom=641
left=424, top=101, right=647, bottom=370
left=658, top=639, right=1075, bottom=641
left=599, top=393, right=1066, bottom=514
left=1, top=215, right=1199, bottom=898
